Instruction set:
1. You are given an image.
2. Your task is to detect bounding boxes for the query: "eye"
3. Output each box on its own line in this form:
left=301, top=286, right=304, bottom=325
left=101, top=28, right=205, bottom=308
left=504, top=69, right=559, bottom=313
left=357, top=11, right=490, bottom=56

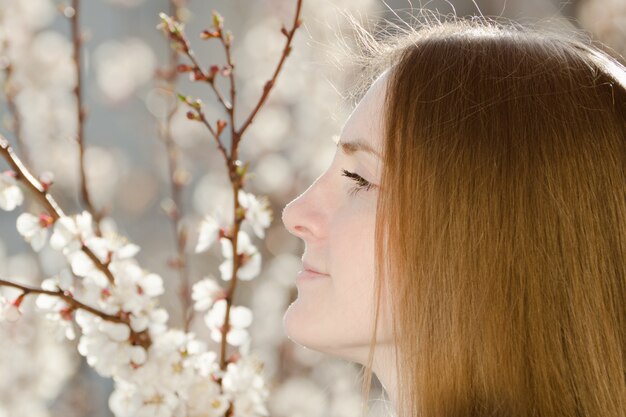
left=341, top=169, right=374, bottom=196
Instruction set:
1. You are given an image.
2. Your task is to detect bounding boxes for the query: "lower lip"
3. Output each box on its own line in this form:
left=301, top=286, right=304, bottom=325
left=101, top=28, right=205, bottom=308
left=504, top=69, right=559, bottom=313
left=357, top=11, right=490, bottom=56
left=296, top=269, right=330, bottom=283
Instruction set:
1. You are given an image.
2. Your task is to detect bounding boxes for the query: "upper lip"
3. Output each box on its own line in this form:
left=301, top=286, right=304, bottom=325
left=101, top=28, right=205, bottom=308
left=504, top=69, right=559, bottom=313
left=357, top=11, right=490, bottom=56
left=303, top=261, right=329, bottom=275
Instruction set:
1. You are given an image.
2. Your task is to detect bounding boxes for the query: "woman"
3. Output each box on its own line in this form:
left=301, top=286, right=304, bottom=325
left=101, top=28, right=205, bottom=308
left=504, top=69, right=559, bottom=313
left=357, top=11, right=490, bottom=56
left=281, top=16, right=626, bottom=417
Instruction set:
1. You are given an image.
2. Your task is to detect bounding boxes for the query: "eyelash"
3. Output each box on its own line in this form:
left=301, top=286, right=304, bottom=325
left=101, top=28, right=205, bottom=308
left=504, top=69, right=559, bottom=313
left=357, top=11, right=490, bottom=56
left=341, top=169, right=374, bottom=196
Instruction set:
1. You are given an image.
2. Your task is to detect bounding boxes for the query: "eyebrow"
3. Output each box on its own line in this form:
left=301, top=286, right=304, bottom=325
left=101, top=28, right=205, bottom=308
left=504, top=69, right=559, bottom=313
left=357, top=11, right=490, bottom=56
left=333, top=136, right=381, bottom=159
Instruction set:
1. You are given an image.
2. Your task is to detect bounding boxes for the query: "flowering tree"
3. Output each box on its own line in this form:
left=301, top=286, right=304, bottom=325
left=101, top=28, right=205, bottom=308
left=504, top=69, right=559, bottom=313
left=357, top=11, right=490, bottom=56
left=0, top=0, right=305, bottom=415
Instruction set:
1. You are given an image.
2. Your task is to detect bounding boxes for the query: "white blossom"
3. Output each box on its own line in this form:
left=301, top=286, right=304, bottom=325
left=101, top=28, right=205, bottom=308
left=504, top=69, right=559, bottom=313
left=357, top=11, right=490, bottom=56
left=186, top=378, right=231, bottom=417
left=0, top=172, right=24, bottom=211
left=0, top=294, right=21, bottom=322
left=0, top=267, right=78, bottom=417
left=116, top=329, right=206, bottom=396
left=189, top=351, right=220, bottom=378
left=205, top=299, right=253, bottom=347
left=35, top=271, right=76, bottom=340
left=195, top=214, right=221, bottom=253
left=219, top=231, right=262, bottom=281
left=191, top=276, right=225, bottom=312
left=75, top=310, right=146, bottom=377
left=238, top=190, right=272, bottom=239
left=129, top=307, right=168, bottom=333
left=0, top=0, right=383, bottom=416
left=16, top=212, right=51, bottom=251
left=135, top=386, right=179, bottom=417
left=222, top=354, right=270, bottom=417
left=109, top=380, right=144, bottom=417
left=109, top=380, right=179, bottom=417
left=50, top=211, right=95, bottom=252
left=59, top=236, right=110, bottom=278
left=105, top=262, right=164, bottom=315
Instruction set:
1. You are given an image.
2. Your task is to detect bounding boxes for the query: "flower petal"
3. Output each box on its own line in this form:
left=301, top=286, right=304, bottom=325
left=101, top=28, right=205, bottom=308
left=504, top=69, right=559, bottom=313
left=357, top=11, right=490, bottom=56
left=230, top=305, right=253, bottom=328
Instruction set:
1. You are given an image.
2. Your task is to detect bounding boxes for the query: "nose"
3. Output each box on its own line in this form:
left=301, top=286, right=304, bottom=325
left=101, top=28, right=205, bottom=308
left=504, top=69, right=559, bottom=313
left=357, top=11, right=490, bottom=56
left=281, top=179, right=327, bottom=242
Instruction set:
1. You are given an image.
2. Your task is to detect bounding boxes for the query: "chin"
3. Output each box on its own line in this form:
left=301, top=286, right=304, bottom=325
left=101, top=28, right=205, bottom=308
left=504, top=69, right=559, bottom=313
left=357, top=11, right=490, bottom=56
left=282, top=305, right=371, bottom=364
left=282, top=301, right=314, bottom=346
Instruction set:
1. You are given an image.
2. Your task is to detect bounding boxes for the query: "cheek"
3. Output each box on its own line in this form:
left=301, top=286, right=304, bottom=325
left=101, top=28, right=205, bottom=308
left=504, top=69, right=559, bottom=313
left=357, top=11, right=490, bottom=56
left=331, top=224, right=377, bottom=320
left=282, top=207, right=378, bottom=350
left=332, top=202, right=376, bottom=293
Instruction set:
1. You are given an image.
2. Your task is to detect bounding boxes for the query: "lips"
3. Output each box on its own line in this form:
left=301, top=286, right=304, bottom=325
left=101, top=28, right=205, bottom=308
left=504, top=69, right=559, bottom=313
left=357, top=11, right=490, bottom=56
left=302, top=261, right=329, bottom=276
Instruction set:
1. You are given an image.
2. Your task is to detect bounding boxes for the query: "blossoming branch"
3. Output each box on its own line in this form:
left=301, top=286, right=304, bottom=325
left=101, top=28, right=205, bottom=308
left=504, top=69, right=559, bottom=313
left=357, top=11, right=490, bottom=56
left=0, top=0, right=304, bottom=416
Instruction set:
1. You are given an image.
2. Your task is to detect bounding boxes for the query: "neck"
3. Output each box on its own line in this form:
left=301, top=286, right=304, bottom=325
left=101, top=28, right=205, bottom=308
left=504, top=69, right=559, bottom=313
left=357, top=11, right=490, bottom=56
left=370, top=344, right=398, bottom=414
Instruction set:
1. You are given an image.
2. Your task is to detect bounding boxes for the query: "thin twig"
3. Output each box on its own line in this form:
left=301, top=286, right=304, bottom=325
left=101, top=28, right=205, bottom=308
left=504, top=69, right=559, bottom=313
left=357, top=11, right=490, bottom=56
left=160, top=15, right=232, bottom=160
left=0, top=278, right=123, bottom=323
left=191, top=53, right=232, bottom=112
left=197, top=110, right=230, bottom=162
left=69, top=0, right=104, bottom=236
left=0, top=278, right=151, bottom=349
left=221, top=30, right=236, bottom=138
left=218, top=0, right=304, bottom=372
left=2, top=61, right=30, bottom=168
left=236, top=0, right=303, bottom=139
left=0, top=134, right=117, bottom=285
left=160, top=0, right=194, bottom=333
left=160, top=0, right=304, bottom=374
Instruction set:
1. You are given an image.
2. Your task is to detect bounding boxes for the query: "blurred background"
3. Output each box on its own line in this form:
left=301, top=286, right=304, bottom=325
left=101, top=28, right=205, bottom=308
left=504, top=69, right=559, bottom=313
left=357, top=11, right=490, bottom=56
left=0, top=0, right=623, bottom=416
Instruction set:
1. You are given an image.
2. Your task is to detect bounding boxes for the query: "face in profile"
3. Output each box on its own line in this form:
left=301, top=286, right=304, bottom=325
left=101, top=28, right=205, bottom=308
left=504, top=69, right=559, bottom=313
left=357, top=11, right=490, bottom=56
left=281, top=71, right=393, bottom=365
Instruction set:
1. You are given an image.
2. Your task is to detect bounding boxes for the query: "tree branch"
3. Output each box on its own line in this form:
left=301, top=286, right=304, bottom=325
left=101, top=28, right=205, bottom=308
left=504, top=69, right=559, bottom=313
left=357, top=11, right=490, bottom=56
left=69, top=0, right=105, bottom=236
left=236, top=0, right=303, bottom=139
left=0, top=134, right=117, bottom=286
left=159, top=0, right=304, bottom=375
left=160, top=0, right=194, bottom=333
left=0, top=277, right=151, bottom=349
left=2, top=60, right=30, bottom=168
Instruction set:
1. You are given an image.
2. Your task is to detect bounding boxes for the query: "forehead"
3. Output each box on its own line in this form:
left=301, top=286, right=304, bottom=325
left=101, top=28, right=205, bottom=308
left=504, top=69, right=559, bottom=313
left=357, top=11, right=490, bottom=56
left=339, top=71, right=389, bottom=153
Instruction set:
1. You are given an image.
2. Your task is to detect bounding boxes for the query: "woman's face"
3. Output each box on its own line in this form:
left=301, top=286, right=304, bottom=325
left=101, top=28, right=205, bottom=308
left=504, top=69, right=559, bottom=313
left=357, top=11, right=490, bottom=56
left=281, top=71, right=393, bottom=364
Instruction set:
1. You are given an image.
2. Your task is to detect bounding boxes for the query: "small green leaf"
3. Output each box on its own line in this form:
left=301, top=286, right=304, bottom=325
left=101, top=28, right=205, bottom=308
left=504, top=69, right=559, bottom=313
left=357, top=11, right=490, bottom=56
left=212, top=10, right=223, bottom=29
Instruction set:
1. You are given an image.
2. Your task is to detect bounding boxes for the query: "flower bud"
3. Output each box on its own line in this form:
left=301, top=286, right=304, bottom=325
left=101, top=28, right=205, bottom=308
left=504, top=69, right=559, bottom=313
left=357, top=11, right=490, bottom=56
left=227, top=352, right=241, bottom=364
left=13, top=293, right=26, bottom=308
left=167, top=256, right=184, bottom=270
left=235, top=207, right=246, bottom=222
left=211, top=10, right=224, bottom=30
left=200, top=30, right=220, bottom=40
left=208, top=65, right=220, bottom=82
left=59, top=306, right=74, bottom=321
left=224, top=31, right=233, bottom=46
left=161, top=198, right=178, bottom=219
left=191, top=99, right=203, bottom=110
left=190, top=69, right=205, bottom=81
left=280, top=26, right=289, bottom=37
left=173, top=168, right=191, bottom=187
left=39, top=171, right=54, bottom=191
left=176, top=64, right=193, bottom=73
left=220, top=65, right=232, bottom=77
left=63, top=6, right=75, bottom=18
left=38, top=213, right=54, bottom=229
left=3, top=303, right=21, bottom=322
left=216, top=119, right=227, bottom=136
left=101, top=288, right=111, bottom=300
left=235, top=161, right=250, bottom=180
left=186, top=111, right=200, bottom=121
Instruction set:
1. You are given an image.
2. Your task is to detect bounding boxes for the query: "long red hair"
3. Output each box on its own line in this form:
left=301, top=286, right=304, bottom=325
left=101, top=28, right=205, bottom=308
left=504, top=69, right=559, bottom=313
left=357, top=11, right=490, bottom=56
left=346, top=16, right=626, bottom=417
